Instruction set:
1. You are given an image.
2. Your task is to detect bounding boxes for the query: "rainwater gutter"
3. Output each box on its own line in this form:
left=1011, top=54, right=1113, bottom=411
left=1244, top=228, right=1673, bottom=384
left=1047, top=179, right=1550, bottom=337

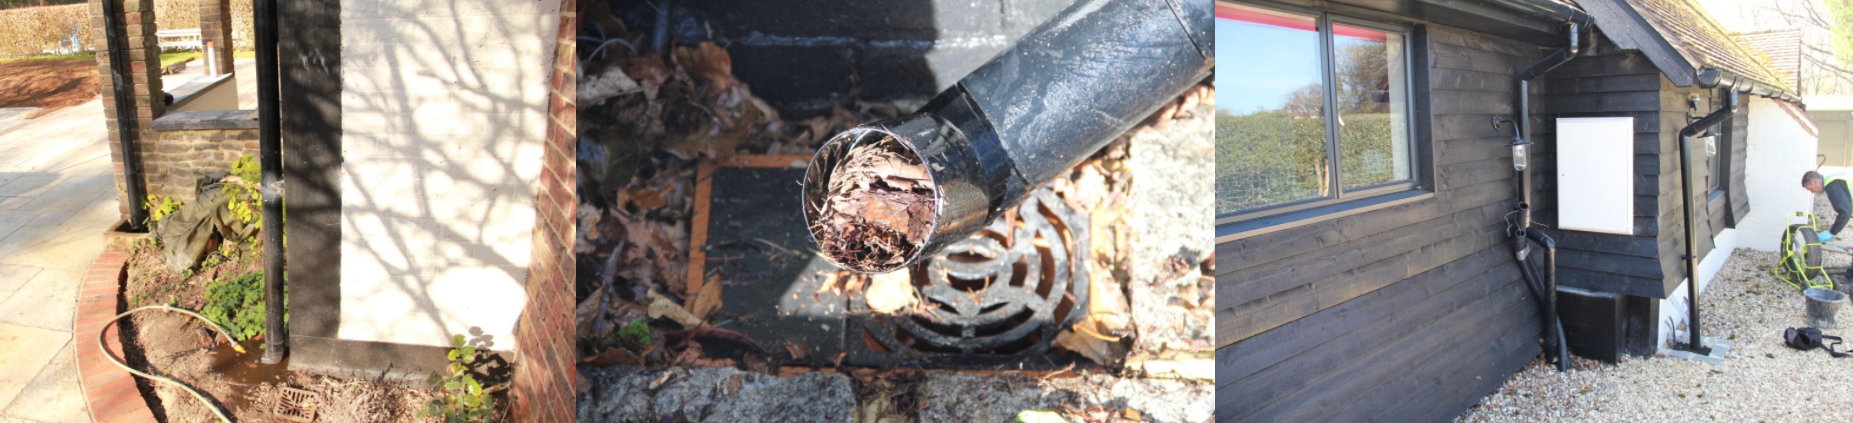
left=1670, top=69, right=1798, bottom=355
left=256, top=0, right=287, bottom=365
left=100, top=0, right=148, bottom=232
left=1502, top=6, right=1590, bottom=372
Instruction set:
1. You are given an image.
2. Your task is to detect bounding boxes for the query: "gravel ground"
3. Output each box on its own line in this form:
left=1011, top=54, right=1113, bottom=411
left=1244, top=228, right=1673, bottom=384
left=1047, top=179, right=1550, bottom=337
left=1457, top=249, right=1853, bottom=422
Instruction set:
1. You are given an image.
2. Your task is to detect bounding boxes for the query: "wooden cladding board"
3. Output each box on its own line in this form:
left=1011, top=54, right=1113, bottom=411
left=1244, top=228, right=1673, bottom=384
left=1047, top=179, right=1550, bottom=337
left=1215, top=24, right=1543, bottom=422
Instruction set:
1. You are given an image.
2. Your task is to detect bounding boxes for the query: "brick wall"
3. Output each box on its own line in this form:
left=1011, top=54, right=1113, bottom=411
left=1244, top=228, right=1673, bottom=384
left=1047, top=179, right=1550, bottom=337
left=142, top=127, right=258, bottom=200
left=90, top=0, right=166, bottom=222
left=511, top=0, right=576, bottom=420
left=198, top=0, right=232, bottom=72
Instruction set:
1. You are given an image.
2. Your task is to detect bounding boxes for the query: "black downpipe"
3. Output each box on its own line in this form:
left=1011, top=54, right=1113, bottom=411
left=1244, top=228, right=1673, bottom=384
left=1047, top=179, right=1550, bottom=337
left=1507, top=18, right=1585, bottom=372
left=256, top=0, right=286, bottom=364
left=100, top=0, right=148, bottom=232
left=1525, top=227, right=1569, bottom=370
left=1671, top=89, right=1738, bottom=355
left=802, top=0, right=1214, bottom=272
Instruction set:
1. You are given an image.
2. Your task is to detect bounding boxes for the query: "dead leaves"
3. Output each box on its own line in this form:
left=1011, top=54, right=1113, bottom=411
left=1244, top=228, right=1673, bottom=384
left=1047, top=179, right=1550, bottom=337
left=686, top=273, right=724, bottom=321
left=675, top=42, right=733, bottom=90
left=814, top=137, right=939, bottom=270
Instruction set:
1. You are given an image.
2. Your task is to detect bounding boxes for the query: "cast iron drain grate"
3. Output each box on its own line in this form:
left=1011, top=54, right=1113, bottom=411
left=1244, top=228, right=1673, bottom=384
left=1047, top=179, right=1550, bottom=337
left=852, top=188, right=1089, bottom=362
left=273, top=386, right=320, bottom=422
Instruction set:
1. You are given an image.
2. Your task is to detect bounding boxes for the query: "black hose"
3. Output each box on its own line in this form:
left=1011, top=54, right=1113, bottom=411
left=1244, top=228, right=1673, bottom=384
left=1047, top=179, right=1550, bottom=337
left=256, top=0, right=286, bottom=365
left=803, top=0, right=1213, bottom=272
left=100, top=0, right=148, bottom=232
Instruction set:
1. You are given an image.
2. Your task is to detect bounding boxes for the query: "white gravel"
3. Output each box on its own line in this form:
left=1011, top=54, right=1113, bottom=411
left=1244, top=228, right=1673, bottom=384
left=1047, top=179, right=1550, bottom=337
left=1457, top=249, right=1853, bottom=422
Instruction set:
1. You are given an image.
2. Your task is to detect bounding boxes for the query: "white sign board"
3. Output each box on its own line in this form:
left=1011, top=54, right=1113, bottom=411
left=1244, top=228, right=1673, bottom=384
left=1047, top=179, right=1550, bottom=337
left=1555, top=117, right=1635, bottom=235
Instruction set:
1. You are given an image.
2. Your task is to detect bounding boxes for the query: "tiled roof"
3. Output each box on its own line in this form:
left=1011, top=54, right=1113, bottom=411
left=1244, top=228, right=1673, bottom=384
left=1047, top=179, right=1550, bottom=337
left=1625, top=0, right=1791, bottom=90
left=1735, top=29, right=1802, bottom=91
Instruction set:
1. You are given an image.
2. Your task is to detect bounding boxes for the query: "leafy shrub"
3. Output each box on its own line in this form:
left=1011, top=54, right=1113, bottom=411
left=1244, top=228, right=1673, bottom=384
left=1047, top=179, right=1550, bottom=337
left=424, top=333, right=506, bottom=422
left=145, top=194, right=181, bottom=226
left=201, top=271, right=280, bottom=342
left=223, top=154, right=264, bottom=233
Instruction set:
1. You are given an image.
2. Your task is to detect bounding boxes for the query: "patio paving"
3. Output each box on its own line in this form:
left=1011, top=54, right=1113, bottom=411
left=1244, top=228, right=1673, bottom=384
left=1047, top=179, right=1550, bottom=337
left=0, top=96, right=114, bottom=423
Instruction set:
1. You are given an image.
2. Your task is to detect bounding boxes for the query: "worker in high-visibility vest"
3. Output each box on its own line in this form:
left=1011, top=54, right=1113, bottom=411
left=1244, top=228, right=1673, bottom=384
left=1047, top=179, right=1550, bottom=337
left=1803, top=171, right=1851, bottom=244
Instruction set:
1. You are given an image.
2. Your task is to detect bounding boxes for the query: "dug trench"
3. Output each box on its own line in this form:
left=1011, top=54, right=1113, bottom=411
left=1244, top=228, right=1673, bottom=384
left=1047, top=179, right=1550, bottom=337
left=571, top=2, right=1214, bottom=421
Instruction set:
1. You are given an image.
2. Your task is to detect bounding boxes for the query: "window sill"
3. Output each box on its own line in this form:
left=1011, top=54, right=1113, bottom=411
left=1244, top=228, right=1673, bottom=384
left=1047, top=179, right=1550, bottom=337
left=1215, top=189, right=1435, bottom=243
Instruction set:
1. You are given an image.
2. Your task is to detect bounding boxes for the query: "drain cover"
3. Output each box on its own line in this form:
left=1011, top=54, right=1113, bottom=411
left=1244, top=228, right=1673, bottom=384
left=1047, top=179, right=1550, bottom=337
left=273, top=386, right=320, bottom=422
left=851, top=188, right=1089, bottom=364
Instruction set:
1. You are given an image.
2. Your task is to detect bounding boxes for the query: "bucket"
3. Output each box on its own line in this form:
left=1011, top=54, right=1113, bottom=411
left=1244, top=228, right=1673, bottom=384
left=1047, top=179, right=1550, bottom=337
left=1804, top=288, right=1848, bottom=329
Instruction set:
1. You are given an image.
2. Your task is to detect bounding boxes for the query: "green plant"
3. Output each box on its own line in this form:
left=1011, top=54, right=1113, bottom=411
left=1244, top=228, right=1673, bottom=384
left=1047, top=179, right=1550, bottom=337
left=611, top=317, right=653, bottom=352
left=223, top=155, right=264, bottom=232
left=423, top=333, right=506, bottom=422
left=146, top=194, right=181, bottom=226
left=201, top=271, right=272, bottom=341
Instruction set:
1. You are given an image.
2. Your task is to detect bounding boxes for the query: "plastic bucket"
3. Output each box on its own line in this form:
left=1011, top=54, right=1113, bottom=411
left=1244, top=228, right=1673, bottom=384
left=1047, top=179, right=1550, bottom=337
left=1804, top=288, right=1848, bottom=329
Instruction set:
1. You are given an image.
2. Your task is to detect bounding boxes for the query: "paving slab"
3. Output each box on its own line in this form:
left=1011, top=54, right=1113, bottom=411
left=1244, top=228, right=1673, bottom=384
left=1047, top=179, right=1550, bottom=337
left=0, top=270, right=80, bottom=332
left=0, top=323, right=73, bottom=410
left=2, top=341, right=88, bottom=423
left=0, top=264, right=39, bottom=293
left=0, top=98, right=108, bottom=422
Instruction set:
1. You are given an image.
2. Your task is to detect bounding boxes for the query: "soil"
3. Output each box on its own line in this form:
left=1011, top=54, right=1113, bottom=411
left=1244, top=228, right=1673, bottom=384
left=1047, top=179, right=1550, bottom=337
left=814, top=135, right=938, bottom=272
left=0, top=57, right=99, bottom=115
left=118, top=241, right=443, bottom=423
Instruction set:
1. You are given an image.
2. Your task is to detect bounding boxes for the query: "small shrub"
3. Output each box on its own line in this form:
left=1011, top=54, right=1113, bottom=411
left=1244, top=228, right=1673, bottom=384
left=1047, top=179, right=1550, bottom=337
left=201, top=271, right=275, bottom=341
left=424, top=333, right=506, bottom=422
left=146, top=194, right=181, bottom=226
left=223, top=154, right=264, bottom=232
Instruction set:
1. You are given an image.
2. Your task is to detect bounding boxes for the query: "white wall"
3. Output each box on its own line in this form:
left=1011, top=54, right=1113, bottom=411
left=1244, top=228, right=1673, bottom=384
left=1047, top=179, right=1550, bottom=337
left=1736, top=96, right=1821, bottom=252
left=337, top=0, right=561, bottom=349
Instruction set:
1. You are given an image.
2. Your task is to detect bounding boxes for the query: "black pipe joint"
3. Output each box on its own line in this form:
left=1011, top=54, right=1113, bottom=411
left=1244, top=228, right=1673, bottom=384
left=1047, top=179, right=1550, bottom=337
left=805, top=0, right=1214, bottom=272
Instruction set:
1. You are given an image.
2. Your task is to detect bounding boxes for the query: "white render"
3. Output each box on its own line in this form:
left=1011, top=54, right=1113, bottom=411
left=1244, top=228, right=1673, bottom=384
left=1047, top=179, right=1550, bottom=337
left=1736, top=96, right=1821, bottom=252
left=337, top=0, right=562, bottom=349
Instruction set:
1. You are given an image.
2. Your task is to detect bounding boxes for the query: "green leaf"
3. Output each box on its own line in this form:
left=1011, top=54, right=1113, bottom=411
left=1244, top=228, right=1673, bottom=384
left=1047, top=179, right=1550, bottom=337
left=452, top=334, right=466, bottom=348
left=448, top=349, right=460, bottom=361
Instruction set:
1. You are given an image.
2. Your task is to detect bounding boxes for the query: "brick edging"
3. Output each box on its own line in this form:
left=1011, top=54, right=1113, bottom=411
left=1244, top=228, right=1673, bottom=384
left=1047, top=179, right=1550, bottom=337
left=73, top=246, right=158, bottom=423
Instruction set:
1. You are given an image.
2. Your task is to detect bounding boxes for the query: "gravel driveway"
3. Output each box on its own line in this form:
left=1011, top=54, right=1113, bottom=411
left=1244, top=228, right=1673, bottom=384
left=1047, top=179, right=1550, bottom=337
left=1458, top=249, right=1853, bottom=422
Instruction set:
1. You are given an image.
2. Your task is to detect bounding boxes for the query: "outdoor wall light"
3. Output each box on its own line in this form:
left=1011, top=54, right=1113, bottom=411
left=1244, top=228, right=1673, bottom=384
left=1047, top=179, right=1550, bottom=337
left=1511, top=138, right=1532, bottom=171
left=1699, top=130, right=1719, bottom=157
left=1491, top=116, right=1530, bottom=171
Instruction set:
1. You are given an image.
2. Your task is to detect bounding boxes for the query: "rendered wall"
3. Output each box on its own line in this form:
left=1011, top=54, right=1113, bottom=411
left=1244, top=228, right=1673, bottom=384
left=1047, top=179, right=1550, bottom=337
left=1737, top=96, right=1820, bottom=252
left=337, top=0, right=562, bottom=349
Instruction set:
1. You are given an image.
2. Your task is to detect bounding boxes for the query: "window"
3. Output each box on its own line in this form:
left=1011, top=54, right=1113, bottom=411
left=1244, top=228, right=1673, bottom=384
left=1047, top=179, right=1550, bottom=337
left=1215, top=2, right=1418, bottom=221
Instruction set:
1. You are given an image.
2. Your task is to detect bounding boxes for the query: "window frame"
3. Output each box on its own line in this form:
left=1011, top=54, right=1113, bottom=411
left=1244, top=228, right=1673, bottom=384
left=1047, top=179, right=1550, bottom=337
left=1216, top=2, right=1433, bottom=239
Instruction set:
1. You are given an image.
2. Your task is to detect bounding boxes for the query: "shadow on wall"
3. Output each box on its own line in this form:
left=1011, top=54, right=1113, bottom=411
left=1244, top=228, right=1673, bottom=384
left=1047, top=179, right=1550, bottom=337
left=334, top=0, right=561, bottom=349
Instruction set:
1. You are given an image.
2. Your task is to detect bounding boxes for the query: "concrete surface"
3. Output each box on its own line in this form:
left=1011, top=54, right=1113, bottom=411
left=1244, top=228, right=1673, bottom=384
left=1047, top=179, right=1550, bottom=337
left=0, top=96, right=115, bottom=423
left=578, top=365, right=858, bottom=423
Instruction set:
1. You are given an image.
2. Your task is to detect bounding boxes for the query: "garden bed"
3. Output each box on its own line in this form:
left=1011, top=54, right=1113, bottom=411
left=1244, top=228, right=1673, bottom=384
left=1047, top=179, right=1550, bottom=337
left=113, top=239, right=445, bottom=422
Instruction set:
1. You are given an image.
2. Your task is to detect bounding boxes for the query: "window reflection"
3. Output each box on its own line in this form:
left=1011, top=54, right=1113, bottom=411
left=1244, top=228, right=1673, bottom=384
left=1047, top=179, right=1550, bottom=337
left=1215, top=4, right=1329, bottom=214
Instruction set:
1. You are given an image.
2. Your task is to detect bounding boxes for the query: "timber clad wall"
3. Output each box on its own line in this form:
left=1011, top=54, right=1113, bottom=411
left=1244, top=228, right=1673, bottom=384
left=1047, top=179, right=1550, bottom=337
left=1214, top=25, right=1545, bottom=422
left=510, top=0, right=576, bottom=420
left=1531, top=33, right=1742, bottom=300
